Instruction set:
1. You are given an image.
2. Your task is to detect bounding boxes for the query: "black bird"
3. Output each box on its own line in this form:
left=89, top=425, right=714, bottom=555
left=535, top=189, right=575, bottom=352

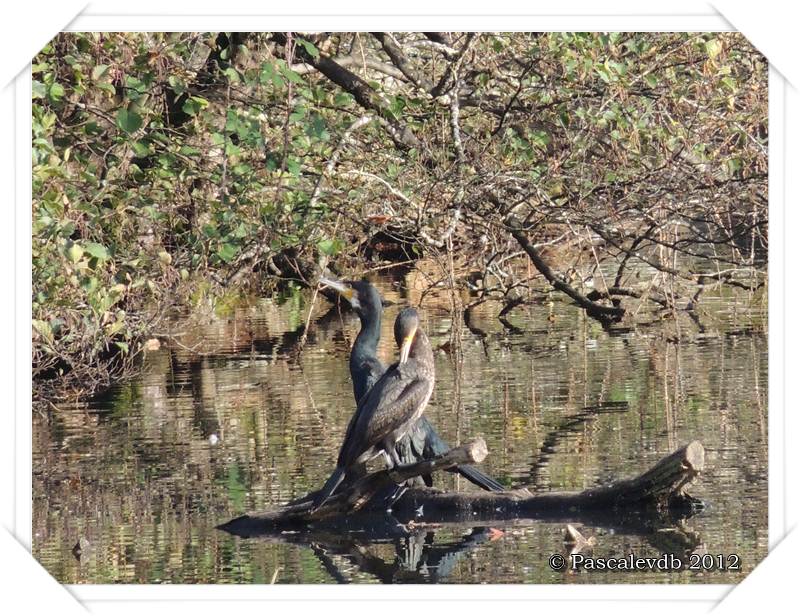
left=320, top=277, right=385, bottom=405
left=314, top=307, right=435, bottom=508
left=319, top=277, right=505, bottom=493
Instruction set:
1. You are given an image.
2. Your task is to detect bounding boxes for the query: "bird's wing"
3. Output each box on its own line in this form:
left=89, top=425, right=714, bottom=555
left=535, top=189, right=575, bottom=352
left=339, top=367, right=400, bottom=464
left=339, top=364, right=430, bottom=466
left=360, top=372, right=432, bottom=448
left=353, top=355, right=386, bottom=405
left=336, top=364, right=398, bottom=467
left=338, top=357, right=387, bottom=465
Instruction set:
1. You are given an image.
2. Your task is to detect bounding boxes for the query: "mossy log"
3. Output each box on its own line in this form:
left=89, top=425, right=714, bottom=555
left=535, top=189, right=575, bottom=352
left=219, top=440, right=704, bottom=535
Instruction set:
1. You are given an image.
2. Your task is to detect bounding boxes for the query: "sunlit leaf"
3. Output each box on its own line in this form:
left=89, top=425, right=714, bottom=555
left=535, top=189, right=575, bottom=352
left=48, top=82, right=65, bottom=101
left=32, top=80, right=47, bottom=99
left=217, top=242, right=238, bottom=263
left=317, top=238, right=344, bottom=256
left=84, top=242, right=109, bottom=261
left=66, top=242, right=83, bottom=263
left=182, top=96, right=209, bottom=116
left=705, top=39, right=723, bottom=59
left=91, top=64, right=109, bottom=80
left=298, top=39, right=320, bottom=58
left=116, top=108, right=143, bottom=134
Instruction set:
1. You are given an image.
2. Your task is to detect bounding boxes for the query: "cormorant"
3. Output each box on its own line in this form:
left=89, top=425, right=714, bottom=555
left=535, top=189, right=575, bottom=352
left=314, top=307, right=435, bottom=508
left=320, top=277, right=385, bottom=405
left=319, top=277, right=505, bottom=493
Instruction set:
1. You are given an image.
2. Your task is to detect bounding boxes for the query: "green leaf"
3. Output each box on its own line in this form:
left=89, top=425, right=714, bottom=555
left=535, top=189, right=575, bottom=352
left=66, top=242, right=83, bottom=263
left=334, top=92, right=353, bottom=106
left=95, top=81, right=117, bottom=96
left=721, top=76, right=737, bottom=92
left=286, top=158, right=301, bottom=176
left=32, top=319, right=52, bottom=341
left=59, top=221, right=75, bottom=238
left=125, top=75, right=148, bottom=96
left=91, top=64, right=109, bottom=80
left=116, top=108, right=143, bottom=134
left=132, top=140, right=150, bottom=157
left=167, top=75, right=186, bottom=96
left=317, top=238, right=343, bottom=256
left=182, top=96, right=208, bottom=116
left=217, top=242, right=239, bottom=263
left=82, top=276, right=99, bottom=293
left=289, top=105, right=306, bottom=122
left=279, top=62, right=305, bottom=85
left=298, top=39, right=320, bottom=58
left=107, top=320, right=125, bottom=337
left=530, top=130, right=551, bottom=148
left=260, top=62, right=285, bottom=87
left=305, top=115, right=329, bottom=140
left=609, top=61, right=627, bottom=76
left=84, top=242, right=110, bottom=261
left=705, top=39, right=723, bottom=59
left=32, top=80, right=47, bottom=99
left=223, top=67, right=240, bottom=83
left=48, top=82, right=65, bottom=101
left=727, top=157, right=743, bottom=174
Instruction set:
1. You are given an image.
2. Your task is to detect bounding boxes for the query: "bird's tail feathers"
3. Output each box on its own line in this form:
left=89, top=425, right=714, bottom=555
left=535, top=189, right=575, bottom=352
left=455, top=464, right=505, bottom=492
left=312, top=467, right=347, bottom=510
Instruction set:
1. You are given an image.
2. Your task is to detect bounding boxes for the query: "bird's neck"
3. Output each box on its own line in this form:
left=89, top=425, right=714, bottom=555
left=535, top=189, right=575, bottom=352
left=410, top=330, right=434, bottom=365
left=352, top=309, right=381, bottom=361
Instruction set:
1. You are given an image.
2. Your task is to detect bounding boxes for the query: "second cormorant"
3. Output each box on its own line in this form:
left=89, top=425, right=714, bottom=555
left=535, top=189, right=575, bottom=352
left=319, top=276, right=504, bottom=494
left=314, top=307, right=435, bottom=508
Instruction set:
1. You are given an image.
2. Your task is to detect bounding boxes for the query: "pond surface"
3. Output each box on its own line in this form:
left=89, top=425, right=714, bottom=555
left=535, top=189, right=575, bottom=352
left=33, top=267, right=768, bottom=584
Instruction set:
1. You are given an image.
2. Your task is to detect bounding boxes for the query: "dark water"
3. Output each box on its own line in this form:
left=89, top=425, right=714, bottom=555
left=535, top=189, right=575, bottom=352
left=32, top=269, right=767, bottom=584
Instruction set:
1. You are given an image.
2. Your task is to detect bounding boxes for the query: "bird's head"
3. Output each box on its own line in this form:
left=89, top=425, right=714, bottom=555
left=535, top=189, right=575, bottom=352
left=394, top=307, right=420, bottom=364
left=319, top=275, right=383, bottom=320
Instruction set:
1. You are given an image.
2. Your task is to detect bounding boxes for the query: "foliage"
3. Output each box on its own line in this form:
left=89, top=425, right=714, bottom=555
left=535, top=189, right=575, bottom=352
left=32, top=32, right=767, bottom=402
left=32, top=33, right=344, bottom=398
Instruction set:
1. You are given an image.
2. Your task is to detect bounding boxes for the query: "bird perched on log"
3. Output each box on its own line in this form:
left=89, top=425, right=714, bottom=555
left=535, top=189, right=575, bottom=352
left=313, top=307, right=435, bottom=509
left=318, top=276, right=505, bottom=494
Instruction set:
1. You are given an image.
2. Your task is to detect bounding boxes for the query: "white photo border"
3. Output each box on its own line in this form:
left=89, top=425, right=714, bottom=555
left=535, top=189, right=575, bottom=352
left=5, top=3, right=793, bottom=613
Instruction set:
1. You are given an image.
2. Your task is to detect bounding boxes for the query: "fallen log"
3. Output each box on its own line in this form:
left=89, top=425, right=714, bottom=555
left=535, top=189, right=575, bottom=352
left=219, top=440, right=704, bottom=535
left=393, top=440, right=704, bottom=519
left=229, top=438, right=489, bottom=525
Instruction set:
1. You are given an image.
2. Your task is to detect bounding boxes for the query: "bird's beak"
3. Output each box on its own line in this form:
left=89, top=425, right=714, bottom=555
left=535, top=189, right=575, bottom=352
left=320, top=276, right=358, bottom=307
left=399, top=325, right=417, bottom=364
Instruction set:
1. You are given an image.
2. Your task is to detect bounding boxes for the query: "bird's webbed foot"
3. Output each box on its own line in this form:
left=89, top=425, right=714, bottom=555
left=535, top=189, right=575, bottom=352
left=384, top=442, right=403, bottom=468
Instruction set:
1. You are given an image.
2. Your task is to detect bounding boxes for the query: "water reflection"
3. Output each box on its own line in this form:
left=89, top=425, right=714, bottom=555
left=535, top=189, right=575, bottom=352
left=32, top=269, right=767, bottom=584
